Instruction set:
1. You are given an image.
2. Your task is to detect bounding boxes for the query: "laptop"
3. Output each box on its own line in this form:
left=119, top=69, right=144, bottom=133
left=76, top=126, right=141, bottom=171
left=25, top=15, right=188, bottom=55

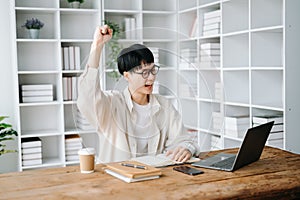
left=192, top=121, right=274, bottom=172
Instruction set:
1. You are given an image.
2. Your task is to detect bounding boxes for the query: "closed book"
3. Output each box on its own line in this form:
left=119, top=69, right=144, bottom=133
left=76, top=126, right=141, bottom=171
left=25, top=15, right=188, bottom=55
left=104, top=161, right=162, bottom=182
left=65, top=143, right=83, bottom=151
left=22, top=96, right=53, bottom=103
left=202, top=28, right=220, bottom=36
left=22, top=152, right=42, bottom=160
left=200, top=55, right=220, bottom=62
left=66, top=154, right=79, bottom=161
left=69, top=46, right=75, bottom=70
left=65, top=149, right=79, bottom=155
left=200, top=49, right=220, bottom=56
left=253, top=123, right=283, bottom=132
left=21, top=137, right=42, bottom=148
left=252, top=115, right=283, bottom=124
left=63, top=77, right=69, bottom=101
left=22, top=158, right=42, bottom=166
left=225, top=128, right=248, bottom=138
left=22, top=147, right=42, bottom=154
left=72, top=76, right=77, bottom=100
left=225, top=115, right=250, bottom=125
left=203, top=23, right=220, bottom=31
left=204, top=10, right=221, bottom=19
left=21, top=84, right=53, bottom=91
left=105, top=169, right=160, bottom=183
left=268, top=132, right=283, bottom=140
left=22, top=90, right=53, bottom=97
left=203, top=17, right=221, bottom=25
left=74, top=46, right=81, bottom=70
left=200, top=43, right=220, bottom=50
left=63, top=47, right=70, bottom=70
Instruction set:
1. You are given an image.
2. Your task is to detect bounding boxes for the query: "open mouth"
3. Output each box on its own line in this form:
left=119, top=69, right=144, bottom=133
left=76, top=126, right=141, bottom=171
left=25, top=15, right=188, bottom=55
left=145, top=84, right=153, bottom=88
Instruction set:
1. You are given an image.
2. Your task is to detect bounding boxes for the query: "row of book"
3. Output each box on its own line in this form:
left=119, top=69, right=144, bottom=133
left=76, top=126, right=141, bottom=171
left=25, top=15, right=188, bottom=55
left=123, top=17, right=136, bottom=39
left=21, top=137, right=42, bottom=166
left=21, top=135, right=85, bottom=166
left=63, top=76, right=78, bottom=101
left=65, top=134, right=83, bottom=162
left=203, top=9, right=221, bottom=36
left=62, top=46, right=81, bottom=71
left=21, top=84, right=53, bottom=103
left=179, top=43, right=220, bottom=69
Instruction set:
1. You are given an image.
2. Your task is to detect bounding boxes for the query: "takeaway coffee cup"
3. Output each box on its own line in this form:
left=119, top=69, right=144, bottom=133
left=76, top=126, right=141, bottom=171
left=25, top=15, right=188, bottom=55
left=78, top=148, right=95, bottom=173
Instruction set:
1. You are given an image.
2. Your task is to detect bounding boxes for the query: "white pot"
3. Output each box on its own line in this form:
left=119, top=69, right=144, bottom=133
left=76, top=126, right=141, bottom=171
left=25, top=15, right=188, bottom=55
left=29, top=29, right=40, bottom=39
left=70, top=1, right=81, bottom=8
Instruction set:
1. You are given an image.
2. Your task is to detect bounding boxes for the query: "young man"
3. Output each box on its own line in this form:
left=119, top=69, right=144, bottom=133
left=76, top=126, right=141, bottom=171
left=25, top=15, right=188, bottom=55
left=77, top=25, right=200, bottom=163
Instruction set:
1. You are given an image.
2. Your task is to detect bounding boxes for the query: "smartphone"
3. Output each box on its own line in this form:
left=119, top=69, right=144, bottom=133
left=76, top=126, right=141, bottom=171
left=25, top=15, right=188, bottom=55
left=173, top=166, right=204, bottom=176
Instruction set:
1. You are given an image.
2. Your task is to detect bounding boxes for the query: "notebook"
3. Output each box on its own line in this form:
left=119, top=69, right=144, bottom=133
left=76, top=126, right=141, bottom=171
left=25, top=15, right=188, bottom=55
left=192, top=121, right=274, bottom=172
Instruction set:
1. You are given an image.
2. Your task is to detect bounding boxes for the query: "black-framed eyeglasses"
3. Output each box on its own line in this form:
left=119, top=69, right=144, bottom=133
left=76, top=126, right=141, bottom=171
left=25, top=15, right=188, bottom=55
left=130, top=64, right=160, bottom=79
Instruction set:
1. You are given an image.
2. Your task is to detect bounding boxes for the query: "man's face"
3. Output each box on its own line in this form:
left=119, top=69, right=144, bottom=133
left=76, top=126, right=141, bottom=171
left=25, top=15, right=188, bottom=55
left=125, top=63, right=158, bottom=96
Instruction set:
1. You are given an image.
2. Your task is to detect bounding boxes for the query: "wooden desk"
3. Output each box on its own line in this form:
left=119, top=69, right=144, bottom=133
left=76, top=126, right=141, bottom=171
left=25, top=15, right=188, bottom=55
left=1, top=147, right=299, bottom=200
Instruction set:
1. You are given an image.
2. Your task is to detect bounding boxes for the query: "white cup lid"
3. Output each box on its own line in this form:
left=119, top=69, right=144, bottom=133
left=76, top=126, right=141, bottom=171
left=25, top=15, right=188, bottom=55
left=78, top=148, right=95, bottom=155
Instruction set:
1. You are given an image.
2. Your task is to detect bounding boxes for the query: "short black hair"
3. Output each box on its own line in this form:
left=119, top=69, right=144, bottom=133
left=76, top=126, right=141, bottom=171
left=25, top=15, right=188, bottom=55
left=117, top=44, right=154, bottom=75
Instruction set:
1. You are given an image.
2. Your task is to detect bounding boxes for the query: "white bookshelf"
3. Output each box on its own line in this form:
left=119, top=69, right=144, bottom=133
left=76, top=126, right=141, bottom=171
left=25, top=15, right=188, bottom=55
left=10, top=0, right=300, bottom=171
left=178, top=0, right=300, bottom=154
left=11, top=0, right=101, bottom=171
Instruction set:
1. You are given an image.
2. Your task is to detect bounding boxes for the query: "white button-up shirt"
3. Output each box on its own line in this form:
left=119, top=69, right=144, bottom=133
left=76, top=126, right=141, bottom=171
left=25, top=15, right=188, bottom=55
left=77, top=67, right=200, bottom=163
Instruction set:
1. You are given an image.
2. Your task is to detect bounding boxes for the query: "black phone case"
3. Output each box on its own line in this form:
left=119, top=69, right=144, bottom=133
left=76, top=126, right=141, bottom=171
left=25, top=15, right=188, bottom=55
left=173, top=166, right=204, bottom=176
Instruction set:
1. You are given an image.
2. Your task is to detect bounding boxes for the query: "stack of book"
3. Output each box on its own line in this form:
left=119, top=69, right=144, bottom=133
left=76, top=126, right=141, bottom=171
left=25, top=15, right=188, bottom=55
left=21, top=84, right=53, bottom=103
left=63, top=76, right=79, bottom=101
left=224, top=115, right=250, bottom=138
left=21, top=137, right=42, bottom=166
left=212, top=111, right=223, bottom=132
left=65, top=134, right=82, bottom=162
left=104, top=161, right=162, bottom=183
left=76, top=110, right=95, bottom=131
left=61, top=46, right=81, bottom=70
left=124, top=17, right=136, bottom=39
left=149, top=47, right=159, bottom=65
left=199, top=43, right=220, bottom=68
left=252, top=114, right=284, bottom=148
left=180, top=49, right=197, bottom=67
left=202, top=9, right=221, bottom=36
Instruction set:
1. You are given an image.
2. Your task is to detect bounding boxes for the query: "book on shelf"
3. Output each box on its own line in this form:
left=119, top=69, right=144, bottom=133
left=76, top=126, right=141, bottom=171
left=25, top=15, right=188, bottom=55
left=202, top=28, right=220, bottom=36
left=62, top=76, right=79, bottom=101
left=66, top=154, right=79, bottom=161
left=62, top=46, right=81, bottom=70
left=104, top=161, right=162, bottom=183
left=200, top=49, right=220, bottom=56
left=203, top=17, right=221, bottom=26
left=22, top=147, right=42, bottom=154
left=203, top=9, right=221, bottom=20
left=22, top=152, right=42, bottom=160
left=268, top=132, right=283, bottom=140
left=130, top=154, right=200, bottom=168
left=21, top=84, right=53, bottom=91
left=21, top=137, right=42, bottom=148
left=225, top=115, right=250, bottom=126
left=252, top=114, right=283, bottom=124
left=203, top=23, right=220, bottom=31
left=200, top=55, right=220, bottom=62
left=22, top=90, right=53, bottom=96
left=189, top=16, right=198, bottom=37
left=225, top=126, right=248, bottom=138
left=200, top=43, right=220, bottom=50
left=22, top=96, right=53, bottom=103
left=124, top=17, right=136, bottom=39
left=22, top=158, right=42, bottom=166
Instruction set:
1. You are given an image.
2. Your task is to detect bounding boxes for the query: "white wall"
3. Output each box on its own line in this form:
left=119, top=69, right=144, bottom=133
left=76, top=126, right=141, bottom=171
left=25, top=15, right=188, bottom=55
left=0, top=1, right=19, bottom=173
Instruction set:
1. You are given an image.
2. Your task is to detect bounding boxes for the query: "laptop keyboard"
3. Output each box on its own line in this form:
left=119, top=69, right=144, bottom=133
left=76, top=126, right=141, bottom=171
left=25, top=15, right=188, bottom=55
left=210, top=156, right=236, bottom=169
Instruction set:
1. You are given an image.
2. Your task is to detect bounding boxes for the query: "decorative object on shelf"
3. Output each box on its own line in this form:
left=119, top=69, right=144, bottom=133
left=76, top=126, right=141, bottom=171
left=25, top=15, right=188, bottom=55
left=22, top=18, right=44, bottom=39
left=104, top=20, right=123, bottom=80
left=0, top=116, right=18, bottom=156
left=67, top=0, right=84, bottom=9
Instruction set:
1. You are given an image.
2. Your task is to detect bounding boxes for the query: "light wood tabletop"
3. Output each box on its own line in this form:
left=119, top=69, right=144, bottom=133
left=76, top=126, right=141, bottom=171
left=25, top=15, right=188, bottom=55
left=1, top=146, right=299, bottom=200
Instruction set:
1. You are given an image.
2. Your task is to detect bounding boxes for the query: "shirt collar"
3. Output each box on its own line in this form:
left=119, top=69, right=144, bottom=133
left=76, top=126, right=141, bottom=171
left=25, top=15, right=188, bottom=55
left=123, top=86, right=160, bottom=114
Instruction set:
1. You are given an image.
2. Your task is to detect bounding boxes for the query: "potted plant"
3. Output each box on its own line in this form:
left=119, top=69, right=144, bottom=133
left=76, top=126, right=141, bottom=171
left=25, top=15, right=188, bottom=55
left=67, top=0, right=84, bottom=8
left=104, top=20, right=123, bottom=80
left=22, top=18, right=44, bottom=39
left=0, top=116, right=17, bottom=156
